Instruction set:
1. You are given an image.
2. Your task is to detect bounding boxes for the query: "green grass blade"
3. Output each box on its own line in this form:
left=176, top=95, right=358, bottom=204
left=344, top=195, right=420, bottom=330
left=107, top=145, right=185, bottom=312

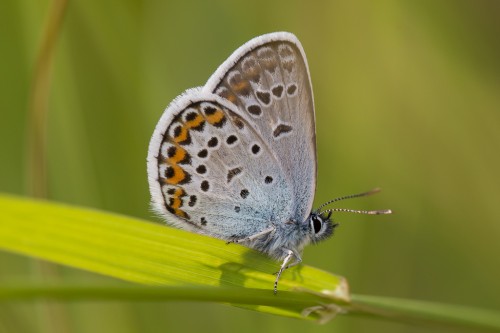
left=350, top=294, right=500, bottom=332
left=2, top=194, right=500, bottom=329
left=0, top=284, right=323, bottom=306
left=1, top=285, right=500, bottom=332
left=0, top=194, right=349, bottom=321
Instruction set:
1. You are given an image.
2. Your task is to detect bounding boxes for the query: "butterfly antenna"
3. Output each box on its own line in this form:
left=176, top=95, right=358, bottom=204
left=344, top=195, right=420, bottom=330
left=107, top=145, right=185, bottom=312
left=317, top=188, right=392, bottom=215
left=321, top=208, right=392, bottom=215
left=316, top=188, right=384, bottom=213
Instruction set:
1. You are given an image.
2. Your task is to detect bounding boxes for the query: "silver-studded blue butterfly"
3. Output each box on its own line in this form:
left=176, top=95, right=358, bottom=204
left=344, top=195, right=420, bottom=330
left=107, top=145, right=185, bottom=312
left=147, top=32, right=391, bottom=293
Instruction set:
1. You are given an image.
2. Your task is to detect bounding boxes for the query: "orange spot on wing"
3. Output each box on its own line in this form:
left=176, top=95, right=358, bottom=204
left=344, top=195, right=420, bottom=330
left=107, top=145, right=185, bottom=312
left=175, top=209, right=188, bottom=218
left=185, top=114, right=204, bottom=129
left=245, top=68, right=260, bottom=82
left=218, top=89, right=237, bottom=103
left=168, top=146, right=187, bottom=164
left=166, top=165, right=186, bottom=185
left=170, top=188, right=185, bottom=209
left=206, top=109, right=226, bottom=125
left=173, top=126, right=189, bottom=143
left=171, top=196, right=181, bottom=209
left=232, top=80, right=249, bottom=93
left=166, top=187, right=188, bottom=218
left=226, top=93, right=237, bottom=103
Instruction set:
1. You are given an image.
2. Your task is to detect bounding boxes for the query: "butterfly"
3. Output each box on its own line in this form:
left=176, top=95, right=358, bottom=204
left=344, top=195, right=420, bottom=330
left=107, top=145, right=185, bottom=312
left=147, top=32, right=391, bottom=293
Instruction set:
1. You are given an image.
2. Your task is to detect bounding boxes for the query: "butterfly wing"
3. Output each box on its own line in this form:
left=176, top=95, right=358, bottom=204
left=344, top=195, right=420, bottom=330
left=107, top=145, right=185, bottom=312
left=147, top=90, right=295, bottom=239
left=204, top=32, right=316, bottom=224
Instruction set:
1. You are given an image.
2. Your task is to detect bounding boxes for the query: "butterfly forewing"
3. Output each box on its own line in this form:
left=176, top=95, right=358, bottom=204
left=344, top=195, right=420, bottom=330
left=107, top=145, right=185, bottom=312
left=204, top=32, right=316, bottom=224
left=148, top=93, right=294, bottom=239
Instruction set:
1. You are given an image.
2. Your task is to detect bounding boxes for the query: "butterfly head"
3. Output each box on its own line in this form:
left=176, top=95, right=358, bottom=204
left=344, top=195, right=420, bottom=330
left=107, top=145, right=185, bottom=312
left=307, top=188, right=392, bottom=244
left=307, top=211, right=338, bottom=244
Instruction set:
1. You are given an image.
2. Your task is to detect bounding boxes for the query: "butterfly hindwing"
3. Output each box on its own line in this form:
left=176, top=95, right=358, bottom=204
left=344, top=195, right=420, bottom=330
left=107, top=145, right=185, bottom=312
left=147, top=91, right=294, bottom=239
left=204, top=32, right=317, bottom=224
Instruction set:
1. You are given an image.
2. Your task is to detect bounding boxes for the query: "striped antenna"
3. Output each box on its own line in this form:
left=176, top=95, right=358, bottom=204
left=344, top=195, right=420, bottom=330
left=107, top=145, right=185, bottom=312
left=316, top=188, right=392, bottom=215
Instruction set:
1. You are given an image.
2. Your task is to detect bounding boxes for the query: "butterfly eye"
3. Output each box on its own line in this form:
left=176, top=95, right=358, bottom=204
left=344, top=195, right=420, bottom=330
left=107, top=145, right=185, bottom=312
left=311, top=216, right=322, bottom=234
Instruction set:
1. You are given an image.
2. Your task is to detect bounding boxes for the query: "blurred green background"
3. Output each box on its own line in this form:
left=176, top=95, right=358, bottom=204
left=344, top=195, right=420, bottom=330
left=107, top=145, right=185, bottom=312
left=1, top=0, right=499, bottom=332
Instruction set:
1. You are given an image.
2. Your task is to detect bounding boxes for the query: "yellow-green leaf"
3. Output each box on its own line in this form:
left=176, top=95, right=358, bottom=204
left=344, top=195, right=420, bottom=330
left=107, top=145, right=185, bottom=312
left=0, top=194, right=349, bottom=321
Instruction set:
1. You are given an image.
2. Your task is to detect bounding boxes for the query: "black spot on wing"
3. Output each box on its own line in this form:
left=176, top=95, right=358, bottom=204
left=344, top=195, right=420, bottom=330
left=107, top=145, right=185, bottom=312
left=287, top=84, right=297, bottom=95
left=201, top=180, right=209, bottom=192
left=251, top=144, right=260, bottom=155
left=197, top=149, right=208, bottom=158
left=256, top=91, right=271, bottom=105
left=240, top=189, right=249, bottom=199
left=247, top=105, right=262, bottom=116
left=226, top=135, right=238, bottom=145
left=196, top=165, right=207, bottom=174
left=272, top=85, right=283, bottom=98
left=207, top=137, right=218, bottom=148
left=273, top=124, right=292, bottom=138
left=227, top=167, right=242, bottom=183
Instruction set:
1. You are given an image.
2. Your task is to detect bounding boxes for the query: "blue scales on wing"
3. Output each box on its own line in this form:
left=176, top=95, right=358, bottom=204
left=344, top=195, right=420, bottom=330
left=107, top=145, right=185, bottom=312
left=151, top=96, right=294, bottom=240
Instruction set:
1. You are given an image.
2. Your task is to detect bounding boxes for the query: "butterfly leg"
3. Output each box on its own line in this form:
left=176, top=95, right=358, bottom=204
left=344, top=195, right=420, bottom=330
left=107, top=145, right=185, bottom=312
left=284, top=252, right=302, bottom=270
left=273, top=249, right=302, bottom=274
left=274, top=249, right=296, bottom=294
left=226, top=226, right=275, bottom=244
